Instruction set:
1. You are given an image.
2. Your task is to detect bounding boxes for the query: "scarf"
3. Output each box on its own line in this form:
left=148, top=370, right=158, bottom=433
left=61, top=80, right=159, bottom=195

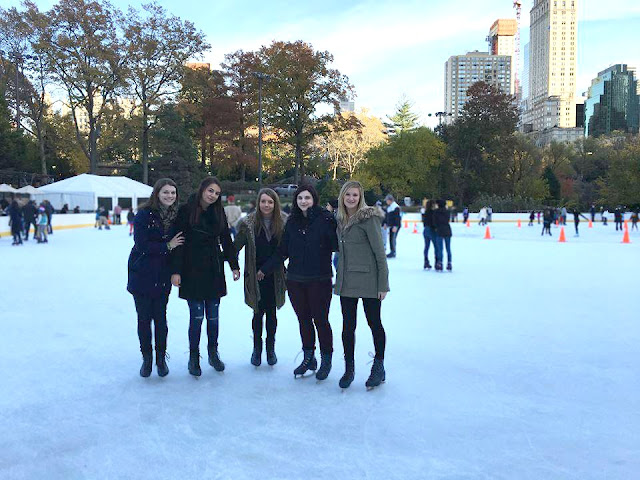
left=261, top=215, right=273, bottom=242
left=158, top=204, right=178, bottom=233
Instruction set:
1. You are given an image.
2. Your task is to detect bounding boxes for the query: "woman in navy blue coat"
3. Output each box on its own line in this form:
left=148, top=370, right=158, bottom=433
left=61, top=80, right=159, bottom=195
left=127, top=178, right=184, bottom=378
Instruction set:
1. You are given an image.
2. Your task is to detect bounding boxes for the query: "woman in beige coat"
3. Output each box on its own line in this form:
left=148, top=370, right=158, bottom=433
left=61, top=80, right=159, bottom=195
left=335, top=181, right=389, bottom=389
left=234, top=188, right=287, bottom=367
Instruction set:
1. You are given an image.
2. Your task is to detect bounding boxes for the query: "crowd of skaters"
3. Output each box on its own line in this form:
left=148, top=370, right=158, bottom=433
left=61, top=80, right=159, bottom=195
left=2, top=198, right=55, bottom=245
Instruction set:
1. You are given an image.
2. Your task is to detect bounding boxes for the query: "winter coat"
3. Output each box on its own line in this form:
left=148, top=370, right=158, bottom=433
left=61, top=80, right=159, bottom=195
left=421, top=208, right=434, bottom=228
left=234, top=212, right=287, bottom=312
left=224, top=204, right=242, bottom=228
left=23, top=202, right=36, bottom=223
left=171, top=195, right=239, bottom=300
left=334, top=206, right=389, bottom=299
left=127, top=207, right=176, bottom=298
left=262, top=205, right=337, bottom=282
left=433, top=208, right=452, bottom=237
left=385, top=202, right=401, bottom=228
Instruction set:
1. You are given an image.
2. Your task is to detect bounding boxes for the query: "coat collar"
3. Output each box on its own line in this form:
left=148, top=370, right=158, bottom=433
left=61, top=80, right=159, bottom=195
left=339, top=206, right=384, bottom=232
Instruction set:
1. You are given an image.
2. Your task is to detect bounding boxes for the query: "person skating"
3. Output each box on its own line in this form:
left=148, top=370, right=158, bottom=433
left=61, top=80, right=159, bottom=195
left=171, top=177, right=240, bottom=377
left=23, top=200, right=37, bottom=241
left=631, top=209, right=639, bottom=231
left=590, top=204, right=596, bottom=223
left=43, top=199, right=54, bottom=234
left=478, top=206, right=487, bottom=226
left=224, top=194, right=242, bottom=238
left=572, top=208, right=589, bottom=236
left=127, top=208, right=135, bottom=236
left=542, top=208, right=553, bottom=236
left=127, top=179, right=184, bottom=378
left=528, top=210, right=535, bottom=227
left=462, top=206, right=469, bottom=224
left=264, top=184, right=337, bottom=380
left=421, top=199, right=436, bottom=269
left=36, top=206, right=48, bottom=243
left=234, top=188, right=287, bottom=367
left=334, top=181, right=389, bottom=389
left=433, top=199, right=453, bottom=271
left=8, top=200, right=23, bottom=245
left=384, top=194, right=401, bottom=258
left=614, top=206, right=623, bottom=231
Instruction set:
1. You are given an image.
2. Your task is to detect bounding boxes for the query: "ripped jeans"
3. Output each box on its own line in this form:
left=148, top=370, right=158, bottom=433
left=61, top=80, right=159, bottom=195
left=187, top=299, right=220, bottom=353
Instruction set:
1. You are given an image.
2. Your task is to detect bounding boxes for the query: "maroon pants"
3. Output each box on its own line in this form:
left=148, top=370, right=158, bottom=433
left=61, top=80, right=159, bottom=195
left=286, top=279, right=333, bottom=353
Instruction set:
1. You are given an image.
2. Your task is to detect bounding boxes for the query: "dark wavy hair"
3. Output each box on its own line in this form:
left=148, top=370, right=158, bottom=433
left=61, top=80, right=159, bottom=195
left=143, top=178, right=179, bottom=211
left=190, top=176, right=224, bottom=229
left=291, top=184, right=319, bottom=217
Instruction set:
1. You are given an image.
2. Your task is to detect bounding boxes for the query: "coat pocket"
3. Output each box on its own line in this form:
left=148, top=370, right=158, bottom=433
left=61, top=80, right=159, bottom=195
left=348, top=264, right=370, bottom=273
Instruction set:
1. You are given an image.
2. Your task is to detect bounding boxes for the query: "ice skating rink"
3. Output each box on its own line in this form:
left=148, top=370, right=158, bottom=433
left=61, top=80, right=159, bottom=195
left=2, top=220, right=638, bottom=480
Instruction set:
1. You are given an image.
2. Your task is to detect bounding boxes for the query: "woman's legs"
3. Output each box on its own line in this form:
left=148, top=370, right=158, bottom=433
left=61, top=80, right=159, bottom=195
left=423, top=227, right=432, bottom=266
left=443, top=236, right=452, bottom=263
left=340, top=296, right=358, bottom=361
left=134, top=295, right=153, bottom=354
left=308, top=280, right=333, bottom=354
left=362, top=297, right=385, bottom=360
left=433, top=235, right=444, bottom=264
left=287, top=280, right=315, bottom=350
left=187, top=300, right=205, bottom=351
left=204, top=300, right=220, bottom=353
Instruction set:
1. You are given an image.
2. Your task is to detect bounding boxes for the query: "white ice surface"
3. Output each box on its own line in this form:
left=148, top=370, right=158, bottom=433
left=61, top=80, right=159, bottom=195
left=1, top=221, right=639, bottom=480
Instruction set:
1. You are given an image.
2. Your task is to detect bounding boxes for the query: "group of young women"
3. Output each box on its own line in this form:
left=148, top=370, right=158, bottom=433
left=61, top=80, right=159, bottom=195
left=127, top=178, right=390, bottom=389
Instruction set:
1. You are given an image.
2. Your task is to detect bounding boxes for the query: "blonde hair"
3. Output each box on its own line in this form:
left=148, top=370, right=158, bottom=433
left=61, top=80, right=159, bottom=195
left=337, top=180, right=367, bottom=226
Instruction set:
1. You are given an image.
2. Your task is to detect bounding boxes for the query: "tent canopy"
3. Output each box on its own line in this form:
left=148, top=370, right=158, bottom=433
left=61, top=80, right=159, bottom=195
left=0, top=183, right=17, bottom=193
left=33, top=174, right=152, bottom=211
left=16, top=185, right=39, bottom=194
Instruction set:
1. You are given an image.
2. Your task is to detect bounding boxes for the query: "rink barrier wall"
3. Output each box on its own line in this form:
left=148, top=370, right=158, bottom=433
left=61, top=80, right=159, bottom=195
left=1, top=212, right=627, bottom=236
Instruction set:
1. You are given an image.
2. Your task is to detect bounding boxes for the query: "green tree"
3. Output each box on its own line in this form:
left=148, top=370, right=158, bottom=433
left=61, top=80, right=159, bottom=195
left=361, top=127, right=445, bottom=200
left=29, top=0, right=125, bottom=173
left=257, top=40, right=353, bottom=183
left=123, top=2, right=209, bottom=184
left=443, top=82, right=518, bottom=204
left=387, top=95, right=419, bottom=132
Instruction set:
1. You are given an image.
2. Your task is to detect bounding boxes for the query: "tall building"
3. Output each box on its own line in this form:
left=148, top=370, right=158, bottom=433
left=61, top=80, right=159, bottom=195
left=526, top=0, right=578, bottom=132
left=487, top=19, right=517, bottom=95
left=444, top=51, right=511, bottom=121
left=584, top=64, right=639, bottom=137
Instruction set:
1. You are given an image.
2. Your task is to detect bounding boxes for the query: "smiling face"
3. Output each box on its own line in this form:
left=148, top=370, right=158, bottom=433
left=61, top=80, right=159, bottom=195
left=201, top=183, right=221, bottom=207
left=259, top=193, right=274, bottom=216
left=343, top=187, right=360, bottom=212
left=158, top=185, right=177, bottom=207
left=296, top=190, right=314, bottom=213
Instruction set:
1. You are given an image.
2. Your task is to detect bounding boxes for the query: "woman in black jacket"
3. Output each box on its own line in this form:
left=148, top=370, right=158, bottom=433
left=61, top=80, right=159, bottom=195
left=421, top=198, right=435, bottom=269
left=262, top=184, right=338, bottom=380
left=127, top=178, right=184, bottom=377
left=170, top=177, right=240, bottom=377
left=433, top=199, right=453, bottom=271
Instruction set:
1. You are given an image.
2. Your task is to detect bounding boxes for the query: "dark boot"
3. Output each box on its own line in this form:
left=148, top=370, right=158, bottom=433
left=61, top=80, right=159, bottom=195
left=315, top=352, right=332, bottom=381
left=140, top=349, right=152, bottom=377
left=423, top=259, right=431, bottom=270
left=266, top=339, right=277, bottom=366
left=293, top=349, right=317, bottom=377
left=366, top=358, right=386, bottom=389
left=188, top=349, right=201, bottom=377
left=339, top=358, right=355, bottom=389
left=156, top=348, right=169, bottom=377
left=251, top=340, right=262, bottom=367
left=435, top=261, right=443, bottom=272
left=446, top=262, right=452, bottom=271
left=208, top=347, right=225, bottom=372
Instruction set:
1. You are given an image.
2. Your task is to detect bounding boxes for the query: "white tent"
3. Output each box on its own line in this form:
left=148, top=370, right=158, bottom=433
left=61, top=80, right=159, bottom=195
left=0, top=183, right=17, bottom=193
left=16, top=185, right=40, bottom=195
left=32, top=174, right=153, bottom=211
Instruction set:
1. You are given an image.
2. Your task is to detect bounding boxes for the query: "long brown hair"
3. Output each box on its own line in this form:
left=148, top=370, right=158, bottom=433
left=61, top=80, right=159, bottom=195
left=143, top=178, right=179, bottom=211
left=190, top=176, right=223, bottom=228
left=255, top=188, right=285, bottom=240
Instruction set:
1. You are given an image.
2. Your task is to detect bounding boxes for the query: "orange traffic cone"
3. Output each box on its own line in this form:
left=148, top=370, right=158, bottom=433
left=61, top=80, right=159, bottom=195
left=517, top=219, right=521, bottom=228
left=404, top=220, right=408, bottom=229
left=466, top=219, right=470, bottom=227
left=588, top=220, right=593, bottom=228
left=558, top=227, right=566, bottom=242
left=484, top=226, right=491, bottom=239
left=555, top=219, right=559, bottom=226
left=622, top=228, right=631, bottom=244
left=412, top=223, right=418, bottom=234
left=624, top=220, right=629, bottom=231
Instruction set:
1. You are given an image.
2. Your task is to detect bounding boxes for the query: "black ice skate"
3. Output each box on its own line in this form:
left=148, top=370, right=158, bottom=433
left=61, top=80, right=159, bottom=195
left=365, top=358, right=386, bottom=390
left=294, top=349, right=317, bottom=377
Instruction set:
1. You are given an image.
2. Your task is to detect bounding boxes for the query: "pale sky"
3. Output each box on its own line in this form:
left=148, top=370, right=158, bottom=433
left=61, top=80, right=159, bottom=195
left=4, top=0, right=640, bottom=128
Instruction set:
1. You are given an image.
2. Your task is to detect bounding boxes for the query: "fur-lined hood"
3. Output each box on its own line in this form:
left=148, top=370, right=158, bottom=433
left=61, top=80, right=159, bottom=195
left=338, top=206, right=385, bottom=232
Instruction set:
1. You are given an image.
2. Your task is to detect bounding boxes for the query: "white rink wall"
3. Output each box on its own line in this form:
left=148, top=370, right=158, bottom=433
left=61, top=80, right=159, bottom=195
left=0, top=213, right=97, bottom=235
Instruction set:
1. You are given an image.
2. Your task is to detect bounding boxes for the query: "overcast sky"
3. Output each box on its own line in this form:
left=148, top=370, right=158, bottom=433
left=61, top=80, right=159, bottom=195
left=5, top=0, right=640, bottom=128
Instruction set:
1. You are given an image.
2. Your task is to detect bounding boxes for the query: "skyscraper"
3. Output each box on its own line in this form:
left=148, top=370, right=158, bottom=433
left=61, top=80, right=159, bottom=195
left=487, top=19, right=517, bottom=95
left=527, top=0, right=578, bottom=131
left=584, top=64, right=639, bottom=137
left=444, top=51, right=511, bottom=121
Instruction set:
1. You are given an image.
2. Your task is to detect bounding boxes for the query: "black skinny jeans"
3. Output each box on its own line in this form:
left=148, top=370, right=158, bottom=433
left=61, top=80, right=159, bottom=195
left=287, top=279, right=333, bottom=353
left=340, top=296, right=386, bottom=361
left=133, top=294, right=169, bottom=353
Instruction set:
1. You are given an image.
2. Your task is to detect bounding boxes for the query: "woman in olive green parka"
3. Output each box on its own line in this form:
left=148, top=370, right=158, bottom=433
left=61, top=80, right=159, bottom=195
left=335, top=181, right=389, bottom=389
left=234, top=188, right=287, bottom=367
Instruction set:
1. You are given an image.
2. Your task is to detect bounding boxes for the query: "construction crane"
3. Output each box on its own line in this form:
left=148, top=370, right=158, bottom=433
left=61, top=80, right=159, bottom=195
left=513, top=0, right=522, bottom=99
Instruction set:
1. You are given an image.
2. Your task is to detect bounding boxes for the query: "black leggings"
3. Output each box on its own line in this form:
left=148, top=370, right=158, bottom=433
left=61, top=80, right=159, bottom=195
left=340, top=296, right=386, bottom=360
left=133, top=294, right=169, bottom=353
left=287, top=279, right=333, bottom=353
left=252, top=306, right=277, bottom=346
